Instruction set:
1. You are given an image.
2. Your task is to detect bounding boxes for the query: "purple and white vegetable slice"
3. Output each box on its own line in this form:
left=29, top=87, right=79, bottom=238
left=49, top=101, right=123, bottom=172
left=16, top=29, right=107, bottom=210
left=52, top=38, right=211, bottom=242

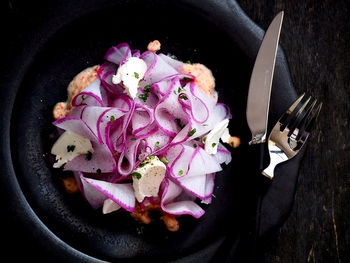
left=80, top=175, right=135, bottom=212
left=52, top=42, right=234, bottom=221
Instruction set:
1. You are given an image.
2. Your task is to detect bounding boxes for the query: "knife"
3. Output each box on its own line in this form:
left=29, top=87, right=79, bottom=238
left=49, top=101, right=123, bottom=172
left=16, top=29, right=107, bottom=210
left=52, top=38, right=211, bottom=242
left=246, top=11, right=284, bottom=146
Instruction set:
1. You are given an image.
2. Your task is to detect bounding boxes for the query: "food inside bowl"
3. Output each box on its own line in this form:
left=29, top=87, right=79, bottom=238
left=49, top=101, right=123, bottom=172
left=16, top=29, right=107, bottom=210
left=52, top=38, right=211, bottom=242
left=51, top=41, right=240, bottom=231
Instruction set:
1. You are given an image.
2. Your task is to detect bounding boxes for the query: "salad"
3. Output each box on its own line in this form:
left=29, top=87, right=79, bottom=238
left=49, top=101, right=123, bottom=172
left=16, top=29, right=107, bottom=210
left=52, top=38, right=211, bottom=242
left=51, top=41, right=240, bottom=231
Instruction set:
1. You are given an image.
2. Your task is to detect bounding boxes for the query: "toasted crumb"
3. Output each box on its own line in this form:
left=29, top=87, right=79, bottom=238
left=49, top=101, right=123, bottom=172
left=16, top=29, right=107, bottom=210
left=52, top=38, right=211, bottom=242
left=182, top=63, right=215, bottom=97
left=228, top=136, right=241, bottom=148
left=53, top=102, right=69, bottom=120
left=52, top=66, right=99, bottom=120
left=62, top=177, right=79, bottom=194
left=161, top=213, right=179, bottom=232
left=66, top=65, right=99, bottom=110
left=147, top=40, right=161, bottom=53
left=130, top=202, right=180, bottom=231
left=130, top=204, right=152, bottom=224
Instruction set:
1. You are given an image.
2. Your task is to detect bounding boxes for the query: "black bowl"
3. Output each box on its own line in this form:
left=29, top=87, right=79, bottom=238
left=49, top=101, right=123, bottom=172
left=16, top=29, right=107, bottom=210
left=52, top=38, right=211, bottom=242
left=1, top=0, right=299, bottom=262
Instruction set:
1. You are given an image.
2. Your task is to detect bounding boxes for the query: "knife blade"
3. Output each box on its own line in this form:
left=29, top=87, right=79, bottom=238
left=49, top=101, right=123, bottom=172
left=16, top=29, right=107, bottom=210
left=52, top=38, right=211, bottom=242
left=246, top=11, right=284, bottom=145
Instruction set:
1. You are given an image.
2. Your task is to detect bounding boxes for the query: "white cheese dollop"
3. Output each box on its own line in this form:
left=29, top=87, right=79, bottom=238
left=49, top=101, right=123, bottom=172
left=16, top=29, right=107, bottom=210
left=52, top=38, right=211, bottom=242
left=51, top=131, right=93, bottom=168
left=204, top=118, right=230, bottom=155
left=102, top=198, right=121, bottom=214
left=132, top=156, right=166, bottom=203
left=112, top=57, right=147, bottom=99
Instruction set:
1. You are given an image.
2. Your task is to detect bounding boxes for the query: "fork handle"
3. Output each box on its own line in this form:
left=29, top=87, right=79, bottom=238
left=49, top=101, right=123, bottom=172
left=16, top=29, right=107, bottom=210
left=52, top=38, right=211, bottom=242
left=262, top=155, right=283, bottom=179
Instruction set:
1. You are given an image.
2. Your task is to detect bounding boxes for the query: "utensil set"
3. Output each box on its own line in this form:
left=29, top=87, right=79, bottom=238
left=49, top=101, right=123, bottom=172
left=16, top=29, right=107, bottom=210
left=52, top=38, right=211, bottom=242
left=246, top=11, right=321, bottom=178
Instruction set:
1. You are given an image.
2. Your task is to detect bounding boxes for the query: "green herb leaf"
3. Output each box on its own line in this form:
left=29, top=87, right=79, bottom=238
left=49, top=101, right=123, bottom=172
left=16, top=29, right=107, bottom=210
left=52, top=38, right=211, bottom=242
left=85, top=151, right=92, bottom=160
left=96, top=168, right=101, bottom=175
left=131, top=172, right=142, bottom=180
left=178, top=170, right=183, bottom=175
left=155, top=141, right=161, bottom=148
left=160, top=157, right=169, bottom=164
left=179, top=94, right=188, bottom=100
left=149, top=155, right=155, bottom=160
left=193, top=143, right=197, bottom=148
left=143, top=84, right=151, bottom=92
left=187, top=128, right=196, bottom=137
left=212, top=143, right=217, bottom=148
left=183, top=77, right=192, bottom=82
left=114, top=151, right=120, bottom=157
left=202, top=124, right=208, bottom=126
left=173, top=90, right=177, bottom=95
left=131, top=138, right=137, bottom=141
left=178, top=87, right=182, bottom=93
left=110, top=116, right=115, bottom=122
left=138, top=91, right=150, bottom=102
left=134, top=72, right=139, bottom=79
left=201, top=136, right=207, bottom=144
left=139, top=162, right=146, bottom=168
left=67, top=145, right=75, bottom=152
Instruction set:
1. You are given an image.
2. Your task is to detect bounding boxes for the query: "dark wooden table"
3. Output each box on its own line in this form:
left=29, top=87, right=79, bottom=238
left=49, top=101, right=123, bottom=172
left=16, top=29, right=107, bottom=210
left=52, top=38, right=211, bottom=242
left=2, top=0, right=349, bottom=262
left=237, top=0, right=350, bottom=262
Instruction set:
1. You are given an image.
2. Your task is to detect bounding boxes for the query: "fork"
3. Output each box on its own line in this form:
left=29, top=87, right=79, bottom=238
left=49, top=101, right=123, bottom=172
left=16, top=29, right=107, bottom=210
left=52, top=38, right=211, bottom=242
left=262, top=94, right=322, bottom=179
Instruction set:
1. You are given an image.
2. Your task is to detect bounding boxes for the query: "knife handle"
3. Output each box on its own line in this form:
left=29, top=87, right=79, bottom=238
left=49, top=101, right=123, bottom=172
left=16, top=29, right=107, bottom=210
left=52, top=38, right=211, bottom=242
left=258, top=143, right=265, bottom=171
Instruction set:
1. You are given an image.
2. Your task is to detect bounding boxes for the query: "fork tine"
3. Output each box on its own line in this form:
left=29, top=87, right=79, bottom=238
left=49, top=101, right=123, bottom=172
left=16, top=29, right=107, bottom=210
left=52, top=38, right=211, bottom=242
left=287, top=98, right=316, bottom=137
left=281, top=95, right=311, bottom=132
left=279, top=93, right=305, bottom=131
left=296, top=102, right=322, bottom=141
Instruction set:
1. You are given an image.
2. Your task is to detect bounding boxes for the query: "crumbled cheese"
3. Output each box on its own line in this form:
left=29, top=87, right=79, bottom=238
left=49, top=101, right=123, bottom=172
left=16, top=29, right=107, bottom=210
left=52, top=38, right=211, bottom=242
left=204, top=118, right=229, bottom=155
left=51, top=131, right=93, bottom=168
left=220, top=127, right=231, bottom=143
left=112, top=57, right=147, bottom=99
left=132, top=156, right=166, bottom=203
left=102, top=198, right=121, bottom=214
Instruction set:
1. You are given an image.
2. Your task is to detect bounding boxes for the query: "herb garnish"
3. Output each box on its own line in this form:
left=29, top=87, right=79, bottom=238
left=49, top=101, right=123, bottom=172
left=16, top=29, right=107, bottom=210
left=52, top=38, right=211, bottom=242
left=179, top=94, right=188, bottom=100
left=110, top=116, right=115, bottom=122
left=149, top=155, right=155, bottom=160
left=188, top=128, right=196, bottom=137
left=131, top=172, right=142, bottom=180
left=131, top=138, right=137, bottom=141
left=178, top=170, right=183, bottom=175
left=212, top=143, right=217, bottom=148
left=67, top=145, right=75, bottom=152
left=86, top=151, right=92, bottom=160
left=138, top=92, right=150, bottom=102
left=134, top=72, right=139, bottom=79
left=160, top=157, right=169, bottom=164
left=96, top=168, right=101, bottom=175
left=155, top=141, right=161, bottom=148
left=143, top=84, right=151, bottom=92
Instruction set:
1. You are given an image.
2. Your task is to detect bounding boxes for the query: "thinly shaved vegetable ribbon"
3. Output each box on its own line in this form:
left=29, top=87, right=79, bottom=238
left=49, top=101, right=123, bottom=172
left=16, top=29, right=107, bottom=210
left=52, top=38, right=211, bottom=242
left=52, top=43, right=232, bottom=218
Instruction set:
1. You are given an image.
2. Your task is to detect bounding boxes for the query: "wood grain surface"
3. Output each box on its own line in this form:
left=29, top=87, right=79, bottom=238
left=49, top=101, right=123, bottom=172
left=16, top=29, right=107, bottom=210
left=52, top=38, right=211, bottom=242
left=236, top=0, right=350, bottom=262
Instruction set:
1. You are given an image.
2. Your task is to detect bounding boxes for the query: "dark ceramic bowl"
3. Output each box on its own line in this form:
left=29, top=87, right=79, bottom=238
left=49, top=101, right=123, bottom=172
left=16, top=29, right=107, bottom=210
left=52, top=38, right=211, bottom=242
left=1, top=0, right=300, bottom=262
